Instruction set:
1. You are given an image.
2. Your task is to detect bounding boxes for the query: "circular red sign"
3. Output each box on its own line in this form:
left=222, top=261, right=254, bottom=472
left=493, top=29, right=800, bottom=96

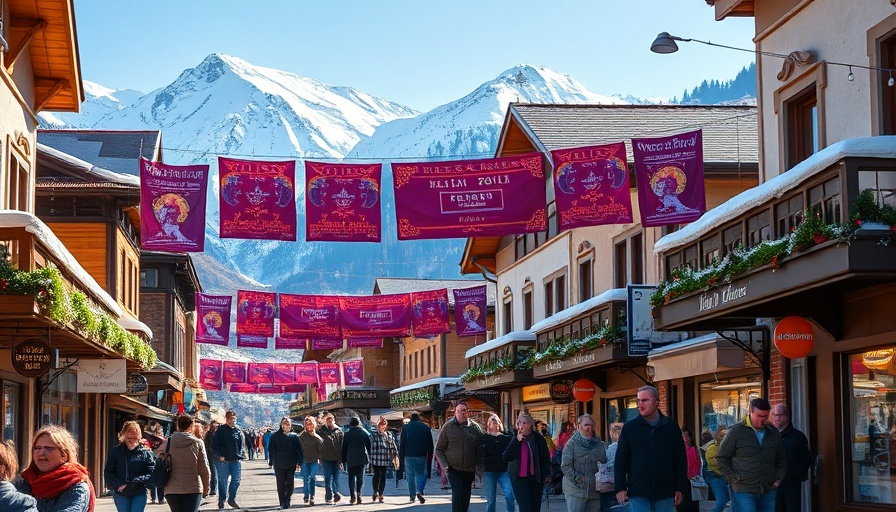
left=572, top=378, right=597, bottom=402
left=774, top=316, right=815, bottom=358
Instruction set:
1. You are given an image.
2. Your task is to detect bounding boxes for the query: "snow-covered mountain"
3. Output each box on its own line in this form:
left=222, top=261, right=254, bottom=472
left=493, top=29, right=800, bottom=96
left=40, top=81, right=143, bottom=128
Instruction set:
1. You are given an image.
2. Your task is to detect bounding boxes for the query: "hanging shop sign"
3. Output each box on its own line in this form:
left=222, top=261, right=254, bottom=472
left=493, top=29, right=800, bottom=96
left=126, top=373, right=149, bottom=395
left=522, top=383, right=551, bottom=403
left=774, top=316, right=815, bottom=359
left=12, top=338, right=53, bottom=377
left=77, top=359, right=127, bottom=393
left=572, top=378, right=597, bottom=402
left=550, top=380, right=574, bottom=404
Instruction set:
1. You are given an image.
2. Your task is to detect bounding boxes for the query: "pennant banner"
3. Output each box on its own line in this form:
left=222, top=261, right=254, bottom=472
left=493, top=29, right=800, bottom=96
left=632, top=129, right=706, bottom=227
left=279, top=294, right=340, bottom=339
left=411, top=289, right=450, bottom=337
left=257, top=384, right=286, bottom=394
left=342, top=359, right=364, bottom=386
left=295, top=363, right=319, bottom=384
left=237, top=335, right=269, bottom=349
left=223, top=361, right=247, bottom=383
left=339, top=293, right=412, bottom=338
left=305, top=161, right=383, bottom=242
left=317, top=362, right=341, bottom=384
left=312, top=337, right=344, bottom=350
left=199, top=359, right=223, bottom=390
left=283, top=383, right=306, bottom=393
left=247, top=363, right=274, bottom=385
left=453, top=285, right=488, bottom=338
left=236, top=290, right=277, bottom=337
left=218, top=157, right=297, bottom=241
left=275, top=337, right=307, bottom=350
left=346, top=337, right=383, bottom=349
left=392, top=153, right=546, bottom=240
left=140, top=158, right=209, bottom=252
left=196, top=293, right=232, bottom=345
left=230, top=383, right=257, bottom=393
left=272, top=363, right=297, bottom=384
left=551, top=142, right=633, bottom=229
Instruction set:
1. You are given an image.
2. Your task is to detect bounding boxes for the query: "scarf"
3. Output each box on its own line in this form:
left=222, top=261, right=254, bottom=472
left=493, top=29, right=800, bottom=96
left=22, top=461, right=96, bottom=512
left=519, top=435, right=536, bottom=478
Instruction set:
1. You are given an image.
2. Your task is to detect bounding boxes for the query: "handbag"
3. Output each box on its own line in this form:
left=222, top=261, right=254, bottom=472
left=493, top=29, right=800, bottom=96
left=148, top=438, right=172, bottom=488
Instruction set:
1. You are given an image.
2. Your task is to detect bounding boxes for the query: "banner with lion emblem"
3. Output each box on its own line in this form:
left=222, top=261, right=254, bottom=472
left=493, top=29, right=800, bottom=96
left=218, top=157, right=297, bottom=240
left=305, top=161, right=382, bottom=242
left=551, top=142, right=633, bottom=229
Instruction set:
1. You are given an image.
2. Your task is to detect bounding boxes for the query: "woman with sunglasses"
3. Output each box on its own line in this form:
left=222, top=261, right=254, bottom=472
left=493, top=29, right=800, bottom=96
left=20, top=425, right=96, bottom=512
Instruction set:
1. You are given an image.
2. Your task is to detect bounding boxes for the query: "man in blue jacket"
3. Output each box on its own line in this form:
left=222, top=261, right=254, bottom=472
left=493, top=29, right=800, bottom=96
left=212, top=410, right=246, bottom=509
left=615, top=385, right=687, bottom=512
left=400, top=412, right=435, bottom=504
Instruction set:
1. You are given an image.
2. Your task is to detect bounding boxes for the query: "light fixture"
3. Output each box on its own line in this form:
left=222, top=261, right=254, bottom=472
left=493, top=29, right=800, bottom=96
left=889, top=70, right=895, bottom=87
left=650, top=32, right=790, bottom=59
left=848, top=66, right=855, bottom=81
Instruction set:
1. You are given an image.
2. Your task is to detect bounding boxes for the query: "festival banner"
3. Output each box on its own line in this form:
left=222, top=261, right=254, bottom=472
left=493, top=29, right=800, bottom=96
left=305, top=161, right=383, bottom=242
left=283, top=383, right=306, bottom=393
left=236, top=290, right=277, bottom=337
left=195, top=293, right=232, bottom=345
left=247, top=363, right=274, bottom=385
left=342, top=360, right=364, bottom=386
left=229, top=383, right=257, bottom=393
left=237, top=335, right=269, bottom=349
left=279, top=294, right=340, bottom=339
left=257, top=384, right=286, bottom=394
left=453, top=285, right=488, bottom=338
left=632, top=129, right=706, bottom=227
left=222, top=361, right=247, bottom=383
left=275, top=337, right=307, bottom=350
left=317, top=362, right=341, bottom=384
left=218, top=157, right=297, bottom=241
left=311, top=338, right=344, bottom=350
left=392, top=153, right=546, bottom=240
left=273, top=363, right=297, bottom=384
left=550, top=142, right=633, bottom=229
left=346, top=337, right=383, bottom=349
left=339, top=293, right=412, bottom=338
left=411, top=289, right=450, bottom=337
left=199, top=359, right=223, bottom=390
left=295, top=363, right=319, bottom=384
left=140, top=158, right=209, bottom=252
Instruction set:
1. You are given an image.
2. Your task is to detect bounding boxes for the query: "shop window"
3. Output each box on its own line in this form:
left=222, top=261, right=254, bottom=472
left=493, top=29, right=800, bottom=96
left=698, top=377, right=762, bottom=435
left=775, top=195, right=804, bottom=237
left=605, top=395, right=639, bottom=426
left=808, top=177, right=841, bottom=223
left=41, top=372, right=80, bottom=440
left=784, top=85, right=819, bottom=170
left=847, top=349, right=896, bottom=505
left=2, top=381, right=20, bottom=452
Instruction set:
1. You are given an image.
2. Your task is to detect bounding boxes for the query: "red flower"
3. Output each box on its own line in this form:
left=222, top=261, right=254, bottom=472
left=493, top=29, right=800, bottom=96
left=854, top=218, right=862, bottom=227
left=0, top=279, right=7, bottom=290
left=707, top=277, right=717, bottom=286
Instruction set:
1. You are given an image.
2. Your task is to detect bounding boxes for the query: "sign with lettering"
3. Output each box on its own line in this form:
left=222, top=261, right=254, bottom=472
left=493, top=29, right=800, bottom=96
left=12, top=338, right=53, bottom=377
left=697, top=283, right=750, bottom=313
left=126, top=373, right=149, bottom=395
left=551, top=142, right=633, bottom=229
left=627, top=285, right=683, bottom=356
left=774, top=316, right=815, bottom=358
left=572, top=378, right=597, bottom=402
left=140, top=158, right=209, bottom=252
left=550, top=380, right=574, bottom=404
left=522, top=383, right=551, bottom=403
left=632, top=129, right=705, bottom=227
left=77, top=359, right=127, bottom=393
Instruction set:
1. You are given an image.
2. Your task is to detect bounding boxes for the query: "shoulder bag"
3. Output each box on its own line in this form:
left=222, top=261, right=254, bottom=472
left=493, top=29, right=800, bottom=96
left=148, top=438, right=172, bottom=488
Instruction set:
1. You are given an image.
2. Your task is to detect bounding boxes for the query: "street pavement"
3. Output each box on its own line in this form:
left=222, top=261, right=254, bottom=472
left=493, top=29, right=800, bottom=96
left=93, top=457, right=568, bottom=512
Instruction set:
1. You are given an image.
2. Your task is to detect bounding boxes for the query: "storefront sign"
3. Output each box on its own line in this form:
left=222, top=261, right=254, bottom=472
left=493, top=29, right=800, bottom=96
left=627, top=285, right=683, bottom=356
left=698, top=284, right=749, bottom=313
left=522, top=383, right=551, bottom=403
left=533, top=345, right=632, bottom=379
left=77, top=359, right=127, bottom=393
left=550, top=380, right=574, bottom=404
left=126, top=373, right=149, bottom=395
left=12, top=338, right=53, bottom=377
left=572, top=378, right=597, bottom=402
left=774, top=316, right=815, bottom=358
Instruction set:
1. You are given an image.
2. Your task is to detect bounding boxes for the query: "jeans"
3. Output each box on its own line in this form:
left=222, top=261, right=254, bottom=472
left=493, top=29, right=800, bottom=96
left=706, top=473, right=729, bottom=512
left=509, top=478, right=543, bottom=512
left=447, top=468, right=475, bottom=512
left=164, top=493, right=201, bottom=512
left=347, top=464, right=365, bottom=499
left=730, top=489, right=776, bottom=512
left=321, top=460, right=341, bottom=500
left=483, top=471, right=514, bottom=512
left=628, top=497, right=675, bottom=512
left=274, top=467, right=296, bottom=508
left=405, top=456, right=427, bottom=498
left=150, top=486, right=165, bottom=502
left=565, top=495, right=600, bottom=512
left=372, top=465, right=388, bottom=496
left=113, top=492, right=147, bottom=512
left=215, top=460, right=242, bottom=505
left=302, top=461, right=319, bottom=500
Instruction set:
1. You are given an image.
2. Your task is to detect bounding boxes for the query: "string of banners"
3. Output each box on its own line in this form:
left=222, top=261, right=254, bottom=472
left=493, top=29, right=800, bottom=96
left=195, top=285, right=489, bottom=348
left=138, top=130, right=705, bottom=247
left=197, top=359, right=364, bottom=393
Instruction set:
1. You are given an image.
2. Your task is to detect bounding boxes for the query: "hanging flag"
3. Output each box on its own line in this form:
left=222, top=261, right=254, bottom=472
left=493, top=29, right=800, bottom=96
left=247, top=363, right=274, bottom=385
left=311, top=338, right=344, bottom=350
left=342, top=359, right=364, bottom=386
left=453, top=285, right=488, bottom=338
left=218, top=157, right=297, bottom=241
left=199, top=359, right=223, bottom=390
left=236, top=290, right=277, bottom=337
left=273, top=363, right=297, bottom=384
left=196, top=293, right=232, bottom=345
left=283, top=383, right=306, bottom=393
left=305, top=161, right=382, bottom=242
left=295, top=363, right=319, bottom=384
left=392, top=153, right=546, bottom=240
left=411, top=289, right=450, bottom=337
left=339, top=293, right=412, bottom=338
left=279, top=294, right=340, bottom=339
left=632, top=129, right=706, bottom=227
left=257, top=384, right=286, bottom=394
left=550, top=142, right=633, bottom=229
left=275, top=337, right=307, bottom=350
left=346, top=337, right=383, bottom=348
left=140, top=158, right=209, bottom=252
left=223, top=361, right=247, bottom=383
left=237, top=335, right=269, bottom=349
left=317, top=362, right=341, bottom=384
left=229, top=383, right=257, bottom=393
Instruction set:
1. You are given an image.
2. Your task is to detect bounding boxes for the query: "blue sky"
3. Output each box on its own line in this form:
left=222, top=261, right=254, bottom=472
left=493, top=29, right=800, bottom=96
left=74, top=1, right=756, bottom=112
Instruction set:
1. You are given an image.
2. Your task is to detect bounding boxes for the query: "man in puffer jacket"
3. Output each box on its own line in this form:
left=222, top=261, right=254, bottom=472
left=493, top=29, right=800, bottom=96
left=435, top=402, right=482, bottom=512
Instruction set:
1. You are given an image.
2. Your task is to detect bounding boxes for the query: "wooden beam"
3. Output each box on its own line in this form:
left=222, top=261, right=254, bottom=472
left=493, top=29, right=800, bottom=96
left=6, top=18, right=47, bottom=71
left=33, top=78, right=66, bottom=113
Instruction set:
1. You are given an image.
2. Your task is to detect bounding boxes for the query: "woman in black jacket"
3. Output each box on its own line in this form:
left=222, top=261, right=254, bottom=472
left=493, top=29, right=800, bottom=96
left=503, top=414, right=551, bottom=512
left=341, top=417, right=371, bottom=505
left=481, top=414, right=515, bottom=512
left=104, top=421, right=156, bottom=512
left=268, top=418, right=303, bottom=510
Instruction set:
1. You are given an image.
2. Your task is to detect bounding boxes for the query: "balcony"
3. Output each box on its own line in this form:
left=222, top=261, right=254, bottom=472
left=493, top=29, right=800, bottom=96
left=462, top=331, right=535, bottom=392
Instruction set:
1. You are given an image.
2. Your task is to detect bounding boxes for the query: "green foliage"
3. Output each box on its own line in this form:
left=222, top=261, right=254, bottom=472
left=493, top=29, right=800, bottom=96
left=460, top=355, right=514, bottom=383
left=390, top=386, right=441, bottom=408
left=516, top=323, right=625, bottom=370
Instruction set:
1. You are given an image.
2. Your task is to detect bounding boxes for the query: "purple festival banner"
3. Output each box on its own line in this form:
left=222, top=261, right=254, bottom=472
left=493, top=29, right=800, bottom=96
left=295, top=363, right=319, bottom=384
left=305, top=161, right=382, bottom=242
left=257, top=384, right=286, bottom=394
left=632, top=129, right=706, bottom=227
left=196, top=293, right=232, bottom=345
left=283, top=383, right=306, bottom=394
left=551, top=142, right=633, bottom=229
left=453, top=285, right=488, bottom=338
left=229, top=383, right=257, bottom=393
left=411, top=289, right=450, bottom=337
left=342, top=360, right=364, bottom=386
left=140, top=158, right=209, bottom=252
left=237, top=335, right=268, bottom=349
left=236, top=290, right=277, bottom=337
left=223, top=361, right=247, bottom=383
left=273, top=363, right=297, bottom=384
left=279, top=294, right=340, bottom=339
left=218, top=157, right=297, bottom=241
left=247, top=363, right=274, bottom=385
left=339, top=293, right=412, bottom=338
left=312, top=338, right=344, bottom=350
left=275, top=337, right=306, bottom=350
left=199, top=359, right=223, bottom=390
left=392, top=153, right=546, bottom=240
left=346, top=337, right=383, bottom=349
left=317, top=362, right=341, bottom=384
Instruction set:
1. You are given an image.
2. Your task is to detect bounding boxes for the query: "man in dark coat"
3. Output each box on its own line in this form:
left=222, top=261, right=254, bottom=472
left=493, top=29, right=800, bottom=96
left=341, top=417, right=371, bottom=505
left=436, top=402, right=483, bottom=512
left=268, top=417, right=304, bottom=510
left=400, top=412, right=435, bottom=504
left=771, top=404, right=812, bottom=512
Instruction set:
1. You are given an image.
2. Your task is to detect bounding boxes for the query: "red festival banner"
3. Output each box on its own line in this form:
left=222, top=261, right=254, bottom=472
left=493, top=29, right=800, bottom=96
left=632, top=130, right=706, bottom=227
left=229, top=383, right=257, bottom=393
left=312, top=338, right=344, bottom=350
left=196, top=293, right=232, bottom=345
left=392, top=153, right=546, bottom=240
left=223, top=361, right=247, bottom=383
left=237, top=335, right=268, bottom=349
left=247, top=363, right=274, bottom=385
left=453, top=285, right=488, bottom=338
left=199, top=359, right=223, bottom=390
left=550, top=142, right=633, bottom=229
left=140, top=158, right=209, bottom=252
left=411, top=289, right=450, bottom=337
left=283, top=383, right=306, bottom=393
left=296, top=363, right=319, bottom=384
left=339, top=293, right=412, bottom=338
left=342, top=360, right=364, bottom=386
left=218, top=157, right=297, bottom=241
left=275, top=337, right=306, bottom=350
left=317, top=362, right=341, bottom=384
left=279, top=294, right=340, bottom=339
left=236, top=290, right=277, bottom=337
left=273, top=363, right=297, bottom=384
left=346, top=338, right=383, bottom=349
left=305, top=161, right=382, bottom=242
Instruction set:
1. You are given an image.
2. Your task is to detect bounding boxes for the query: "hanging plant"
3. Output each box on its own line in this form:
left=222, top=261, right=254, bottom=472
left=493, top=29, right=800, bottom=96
left=516, top=324, right=625, bottom=370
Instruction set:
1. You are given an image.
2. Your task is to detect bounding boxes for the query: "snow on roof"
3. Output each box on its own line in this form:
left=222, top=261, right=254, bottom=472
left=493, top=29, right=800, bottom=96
left=0, top=210, right=123, bottom=316
left=654, top=136, right=896, bottom=254
left=646, top=333, right=720, bottom=359
left=465, top=330, right=536, bottom=359
left=37, top=143, right=140, bottom=186
left=389, top=377, right=461, bottom=395
left=529, top=288, right=627, bottom=334
left=118, top=315, right=153, bottom=339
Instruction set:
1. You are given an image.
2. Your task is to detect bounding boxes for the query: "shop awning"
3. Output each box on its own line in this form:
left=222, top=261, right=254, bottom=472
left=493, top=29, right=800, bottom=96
left=647, top=334, right=745, bottom=381
left=107, top=394, right=173, bottom=422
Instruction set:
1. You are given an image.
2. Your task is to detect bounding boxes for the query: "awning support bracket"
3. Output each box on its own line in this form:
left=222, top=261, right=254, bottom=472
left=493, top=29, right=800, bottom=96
left=619, top=365, right=653, bottom=387
left=716, top=326, right=771, bottom=397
